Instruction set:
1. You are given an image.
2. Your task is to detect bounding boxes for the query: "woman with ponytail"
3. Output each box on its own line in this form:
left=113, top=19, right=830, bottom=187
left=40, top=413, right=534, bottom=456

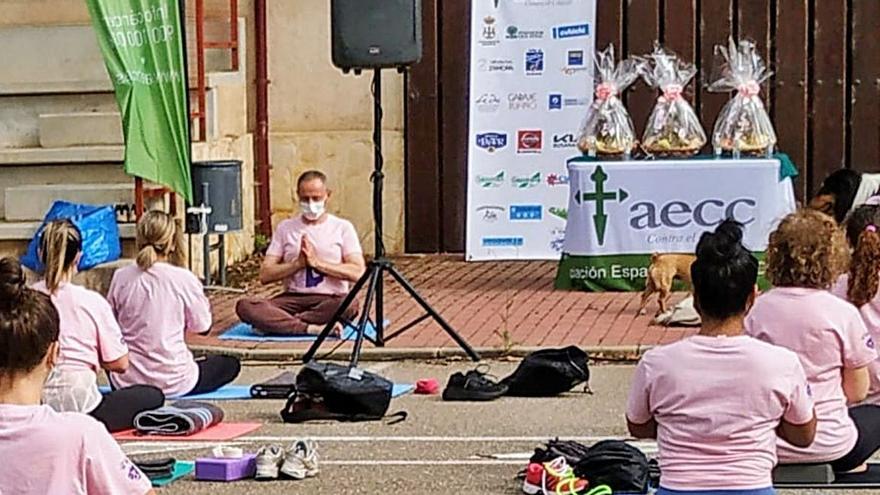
left=33, top=220, right=164, bottom=432
left=627, top=220, right=816, bottom=495
left=108, top=210, right=240, bottom=397
left=0, top=257, right=154, bottom=494
left=830, top=204, right=880, bottom=406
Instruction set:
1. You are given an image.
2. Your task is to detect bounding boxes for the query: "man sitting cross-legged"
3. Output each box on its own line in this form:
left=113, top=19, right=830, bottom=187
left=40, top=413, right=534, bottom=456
left=236, top=170, right=366, bottom=335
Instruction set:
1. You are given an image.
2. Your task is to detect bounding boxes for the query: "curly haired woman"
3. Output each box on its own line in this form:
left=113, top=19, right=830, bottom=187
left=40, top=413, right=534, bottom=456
left=746, top=209, right=880, bottom=478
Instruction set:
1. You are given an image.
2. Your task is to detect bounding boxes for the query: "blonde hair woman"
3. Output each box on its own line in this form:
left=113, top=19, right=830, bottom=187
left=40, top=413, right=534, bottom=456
left=32, top=220, right=164, bottom=432
left=107, top=211, right=240, bottom=397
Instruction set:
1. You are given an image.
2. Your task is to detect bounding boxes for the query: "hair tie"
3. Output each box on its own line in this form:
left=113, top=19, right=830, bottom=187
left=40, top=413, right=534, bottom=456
left=867, top=225, right=877, bottom=233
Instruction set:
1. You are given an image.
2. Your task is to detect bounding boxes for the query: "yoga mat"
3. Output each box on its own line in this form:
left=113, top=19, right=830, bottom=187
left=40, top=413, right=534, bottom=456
left=392, top=383, right=415, bottom=398
left=114, top=422, right=262, bottom=441
left=219, top=320, right=385, bottom=342
left=776, top=462, right=880, bottom=488
left=99, top=384, right=253, bottom=401
left=151, top=461, right=195, bottom=487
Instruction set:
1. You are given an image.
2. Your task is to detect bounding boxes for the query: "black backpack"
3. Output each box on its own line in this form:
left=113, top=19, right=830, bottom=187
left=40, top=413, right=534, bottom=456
left=500, top=346, right=590, bottom=397
left=574, top=440, right=651, bottom=493
left=530, top=438, right=592, bottom=466
left=280, top=362, right=405, bottom=423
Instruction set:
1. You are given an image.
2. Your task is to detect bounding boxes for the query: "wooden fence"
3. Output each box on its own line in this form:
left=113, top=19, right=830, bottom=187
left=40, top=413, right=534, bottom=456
left=404, top=0, right=879, bottom=253
left=598, top=0, right=880, bottom=198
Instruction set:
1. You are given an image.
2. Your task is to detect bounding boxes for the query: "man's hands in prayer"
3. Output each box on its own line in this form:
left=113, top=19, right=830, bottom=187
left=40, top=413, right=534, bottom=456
left=299, top=234, right=366, bottom=283
left=301, top=236, right=318, bottom=268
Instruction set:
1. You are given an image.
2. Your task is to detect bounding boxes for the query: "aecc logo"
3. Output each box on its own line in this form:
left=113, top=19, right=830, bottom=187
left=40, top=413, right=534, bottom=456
left=628, top=198, right=756, bottom=229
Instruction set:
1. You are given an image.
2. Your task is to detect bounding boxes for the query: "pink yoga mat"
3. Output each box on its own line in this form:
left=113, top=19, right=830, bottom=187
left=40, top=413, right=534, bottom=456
left=113, top=422, right=262, bottom=441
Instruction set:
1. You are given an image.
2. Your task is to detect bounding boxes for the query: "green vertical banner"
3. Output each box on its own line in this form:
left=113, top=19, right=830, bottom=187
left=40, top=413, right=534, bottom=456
left=85, top=0, right=193, bottom=203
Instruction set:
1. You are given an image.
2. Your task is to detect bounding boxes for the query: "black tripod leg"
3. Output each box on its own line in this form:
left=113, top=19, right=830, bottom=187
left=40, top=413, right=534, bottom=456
left=350, top=267, right=381, bottom=368
left=386, top=266, right=481, bottom=362
left=302, top=265, right=373, bottom=363
left=376, top=271, right=385, bottom=346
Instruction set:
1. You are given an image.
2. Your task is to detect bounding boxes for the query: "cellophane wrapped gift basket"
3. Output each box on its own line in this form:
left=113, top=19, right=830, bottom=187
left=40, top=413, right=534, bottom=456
left=639, top=43, right=706, bottom=157
left=708, top=37, right=777, bottom=157
left=576, top=44, right=642, bottom=158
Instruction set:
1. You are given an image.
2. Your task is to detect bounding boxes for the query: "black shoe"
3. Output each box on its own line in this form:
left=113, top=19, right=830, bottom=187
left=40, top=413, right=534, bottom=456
left=442, top=366, right=508, bottom=401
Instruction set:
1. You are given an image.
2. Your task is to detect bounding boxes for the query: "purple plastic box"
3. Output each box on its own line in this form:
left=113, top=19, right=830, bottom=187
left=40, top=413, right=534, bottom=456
left=195, top=454, right=257, bottom=481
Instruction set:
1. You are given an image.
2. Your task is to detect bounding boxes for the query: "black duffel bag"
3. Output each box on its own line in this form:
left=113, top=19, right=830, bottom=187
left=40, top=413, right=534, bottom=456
left=574, top=440, right=651, bottom=493
left=281, top=362, right=405, bottom=423
left=500, top=346, right=590, bottom=397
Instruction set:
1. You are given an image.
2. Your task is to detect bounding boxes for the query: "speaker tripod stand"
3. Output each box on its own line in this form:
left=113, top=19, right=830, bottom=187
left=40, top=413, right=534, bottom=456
left=302, top=69, right=480, bottom=366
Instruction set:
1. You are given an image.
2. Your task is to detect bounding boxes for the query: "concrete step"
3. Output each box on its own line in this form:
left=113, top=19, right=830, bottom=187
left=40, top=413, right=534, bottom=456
left=0, top=93, right=118, bottom=148
left=0, top=145, right=123, bottom=165
left=0, top=148, right=128, bottom=219
left=39, top=112, right=123, bottom=148
left=0, top=21, right=241, bottom=96
left=0, top=220, right=135, bottom=241
left=0, top=165, right=130, bottom=219
left=5, top=183, right=134, bottom=222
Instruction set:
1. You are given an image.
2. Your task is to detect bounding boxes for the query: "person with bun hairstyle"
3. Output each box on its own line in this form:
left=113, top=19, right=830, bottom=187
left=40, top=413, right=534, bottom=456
left=33, top=220, right=164, bottom=432
left=831, top=204, right=880, bottom=406
left=108, top=210, right=240, bottom=397
left=746, top=209, right=880, bottom=476
left=627, top=220, right=816, bottom=495
left=0, top=257, right=154, bottom=494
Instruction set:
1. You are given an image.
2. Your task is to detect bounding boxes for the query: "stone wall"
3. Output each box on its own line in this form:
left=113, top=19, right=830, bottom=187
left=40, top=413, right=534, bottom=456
left=0, top=0, right=408, bottom=256
left=265, top=1, right=405, bottom=254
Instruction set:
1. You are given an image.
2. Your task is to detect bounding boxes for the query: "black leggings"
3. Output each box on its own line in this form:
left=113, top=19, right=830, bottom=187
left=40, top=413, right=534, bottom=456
left=189, top=355, right=241, bottom=395
left=830, top=404, right=880, bottom=473
left=90, top=385, right=165, bottom=433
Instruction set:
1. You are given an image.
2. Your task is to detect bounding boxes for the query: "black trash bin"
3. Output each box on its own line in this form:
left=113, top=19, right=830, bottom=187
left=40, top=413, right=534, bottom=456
left=187, top=160, right=243, bottom=233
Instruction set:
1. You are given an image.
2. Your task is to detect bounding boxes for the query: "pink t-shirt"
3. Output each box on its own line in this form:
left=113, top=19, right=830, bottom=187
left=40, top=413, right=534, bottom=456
left=745, top=287, right=877, bottom=463
left=627, top=335, right=813, bottom=490
left=107, top=262, right=212, bottom=397
left=32, top=281, right=128, bottom=371
left=831, top=274, right=880, bottom=405
left=0, top=404, right=152, bottom=495
left=267, top=214, right=363, bottom=295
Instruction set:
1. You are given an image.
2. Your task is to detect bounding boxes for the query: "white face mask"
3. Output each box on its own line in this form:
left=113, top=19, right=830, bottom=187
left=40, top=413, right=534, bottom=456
left=300, top=200, right=326, bottom=220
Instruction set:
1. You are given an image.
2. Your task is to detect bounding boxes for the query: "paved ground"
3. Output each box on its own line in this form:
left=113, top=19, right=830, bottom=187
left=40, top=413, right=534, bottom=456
left=194, top=256, right=696, bottom=356
left=125, top=361, right=880, bottom=494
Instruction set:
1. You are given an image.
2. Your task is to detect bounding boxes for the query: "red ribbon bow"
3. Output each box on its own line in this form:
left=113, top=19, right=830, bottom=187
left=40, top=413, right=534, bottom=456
left=595, top=83, right=617, bottom=101
left=738, top=81, right=761, bottom=98
left=661, top=84, right=683, bottom=102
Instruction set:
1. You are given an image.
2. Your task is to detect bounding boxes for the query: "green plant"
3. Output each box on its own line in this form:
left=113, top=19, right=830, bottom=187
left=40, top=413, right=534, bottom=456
left=254, top=233, right=270, bottom=254
left=494, top=297, right=520, bottom=355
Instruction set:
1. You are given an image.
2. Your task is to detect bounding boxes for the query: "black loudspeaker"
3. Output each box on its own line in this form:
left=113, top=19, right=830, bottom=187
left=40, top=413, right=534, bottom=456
left=331, top=0, right=422, bottom=72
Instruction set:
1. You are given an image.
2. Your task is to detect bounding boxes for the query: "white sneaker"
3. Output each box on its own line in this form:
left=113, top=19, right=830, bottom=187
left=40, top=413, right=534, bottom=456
left=255, top=444, right=284, bottom=480
left=280, top=439, right=320, bottom=480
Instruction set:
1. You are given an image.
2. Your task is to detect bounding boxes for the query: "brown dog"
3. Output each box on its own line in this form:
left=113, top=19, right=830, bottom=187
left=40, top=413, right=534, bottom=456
left=638, top=253, right=696, bottom=316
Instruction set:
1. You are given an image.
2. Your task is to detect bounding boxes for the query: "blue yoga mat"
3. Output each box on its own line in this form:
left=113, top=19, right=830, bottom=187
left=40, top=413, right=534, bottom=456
left=392, top=383, right=415, bottom=398
left=219, top=320, right=383, bottom=342
left=101, top=383, right=413, bottom=400
left=151, top=461, right=194, bottom=487
left=99, top=384, right=253, bottom=400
